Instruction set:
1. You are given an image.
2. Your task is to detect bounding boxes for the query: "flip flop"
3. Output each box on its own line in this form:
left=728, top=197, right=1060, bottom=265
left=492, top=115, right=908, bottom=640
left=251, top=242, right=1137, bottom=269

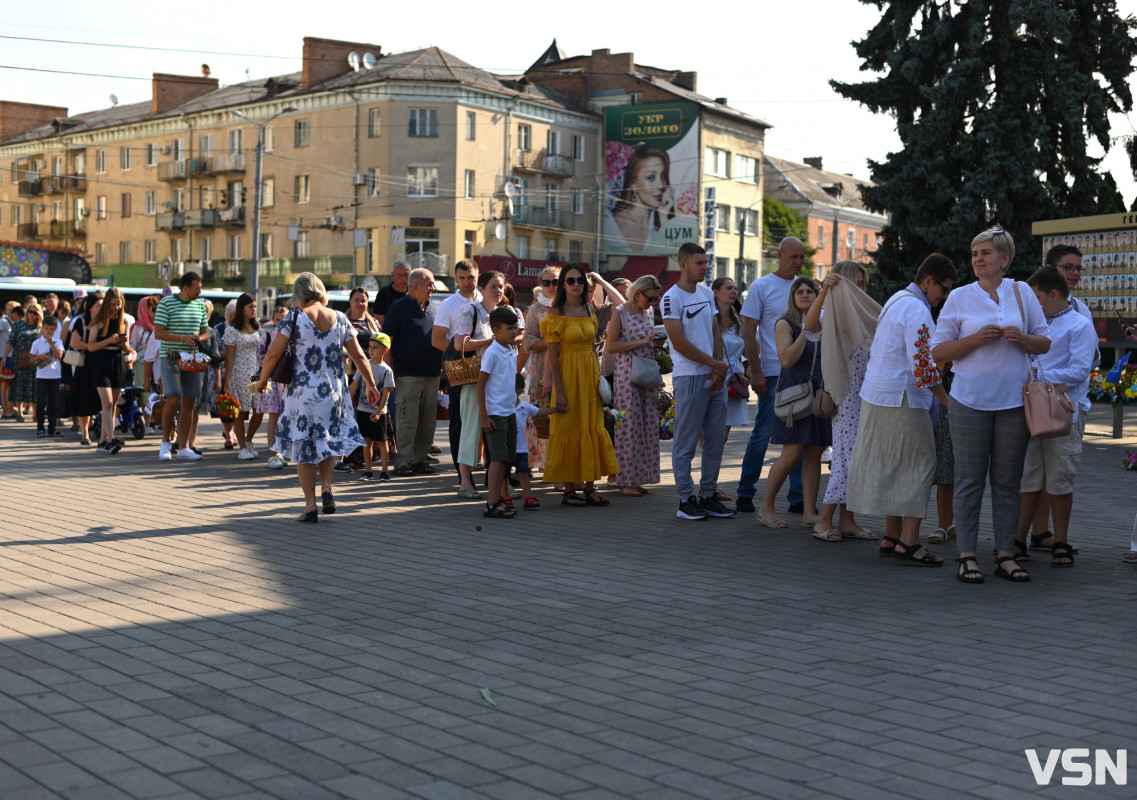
left=811, top=529, right=843, bottom=542
left=928, top=527, right=948, bottom=544
left=756, top=510, right=788, bottom=528
left=840, top=528, right=879, bottom=540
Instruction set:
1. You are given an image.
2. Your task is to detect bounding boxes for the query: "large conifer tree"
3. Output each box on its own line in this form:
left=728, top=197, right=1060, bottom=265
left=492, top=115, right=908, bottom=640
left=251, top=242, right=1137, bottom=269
left=833, top=0, right=1137, bottom=290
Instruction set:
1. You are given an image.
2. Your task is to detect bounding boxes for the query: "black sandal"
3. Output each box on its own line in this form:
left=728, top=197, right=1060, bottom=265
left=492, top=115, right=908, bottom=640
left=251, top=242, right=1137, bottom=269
left=1030, top=531, right=1078, bottom=554
left=1051, top=541, right=1075, bottom=568
left=957, top=556, right=984, bottom=584
left=878, top=535, right=900, bottom=558
left=583, top=489, right=610, bottom=507
left=483, top=501, right=516, bottom=519
left=561, top=491, right=586, bottom=507
left=321, top=489, right=336, bottom=514
left=993, top=540, right=1030, bottom=561
left=893, top=541, right=944, bottom=567
left=993, top=555, right=1030, bottom=582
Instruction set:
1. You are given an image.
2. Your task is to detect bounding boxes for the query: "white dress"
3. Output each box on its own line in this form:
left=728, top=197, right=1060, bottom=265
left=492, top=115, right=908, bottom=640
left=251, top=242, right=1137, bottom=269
left=221, top=325, right=263, bottom=414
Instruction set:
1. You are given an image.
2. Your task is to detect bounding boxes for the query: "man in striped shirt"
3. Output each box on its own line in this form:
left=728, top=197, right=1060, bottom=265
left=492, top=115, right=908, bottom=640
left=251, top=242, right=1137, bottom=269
left=153, top=272, right=210, bottom=461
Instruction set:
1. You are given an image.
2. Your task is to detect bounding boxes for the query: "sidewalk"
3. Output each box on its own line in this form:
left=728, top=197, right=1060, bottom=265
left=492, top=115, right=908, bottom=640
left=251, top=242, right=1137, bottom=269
left=0, top=404, right=1134, bottom=799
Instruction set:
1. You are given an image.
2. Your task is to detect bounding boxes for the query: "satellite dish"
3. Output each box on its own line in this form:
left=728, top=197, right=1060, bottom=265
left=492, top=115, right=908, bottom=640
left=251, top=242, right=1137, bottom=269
left=495, top=223, right=506, bottom=241
left=109, top=93, right=119, bottom=107
left=362, top=52, right=377, bottom=69
left=347, top=52, right=361, bottom=72
left=503, top=182, right=516, bottom=198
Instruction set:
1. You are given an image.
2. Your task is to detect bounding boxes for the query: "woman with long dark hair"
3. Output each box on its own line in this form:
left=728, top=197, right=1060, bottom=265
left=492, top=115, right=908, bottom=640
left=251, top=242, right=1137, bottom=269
left=223, top=292, right=266, bottom=460
left=87, top=288, right=133, bottom=454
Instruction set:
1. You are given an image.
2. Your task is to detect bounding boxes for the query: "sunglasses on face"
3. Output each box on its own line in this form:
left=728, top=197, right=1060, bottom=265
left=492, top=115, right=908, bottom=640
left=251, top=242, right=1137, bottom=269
left=564, top=276, right=587, bottom=286
left=539, top=279, right=557, bottom=287
left=643, top=294, right=660, bottom=302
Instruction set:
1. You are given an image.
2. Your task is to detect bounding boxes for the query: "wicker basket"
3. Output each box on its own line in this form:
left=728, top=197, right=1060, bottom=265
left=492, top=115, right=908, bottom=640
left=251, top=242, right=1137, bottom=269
left=176, top=352, right=208, bottom=373
left=533, top=415, right=550, bottom=439
left=443, top=350, right=481, bottom=387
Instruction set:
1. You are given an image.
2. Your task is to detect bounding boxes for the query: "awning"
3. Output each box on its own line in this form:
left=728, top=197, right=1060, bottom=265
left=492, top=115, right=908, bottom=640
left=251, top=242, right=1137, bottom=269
left=615, top=255, right=668, bottom=282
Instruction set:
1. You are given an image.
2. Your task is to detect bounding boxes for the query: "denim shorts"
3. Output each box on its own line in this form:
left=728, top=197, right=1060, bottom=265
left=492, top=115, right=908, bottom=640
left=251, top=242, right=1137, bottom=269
left=159, top=357, right=204, bottom=399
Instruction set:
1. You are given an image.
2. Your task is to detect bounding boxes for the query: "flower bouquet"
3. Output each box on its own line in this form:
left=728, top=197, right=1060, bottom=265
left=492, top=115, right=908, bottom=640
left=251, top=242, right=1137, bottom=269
left=1125, top=451, right=1137, bottom=471
left=0, top=367, right=13, bottom=382
left=216, top=393, right=241, bottom=422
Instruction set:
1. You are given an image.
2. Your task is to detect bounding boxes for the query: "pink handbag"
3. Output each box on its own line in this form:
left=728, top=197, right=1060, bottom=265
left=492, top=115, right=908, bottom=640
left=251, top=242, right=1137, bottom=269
left=1023, top=363, right=1075, bottom=438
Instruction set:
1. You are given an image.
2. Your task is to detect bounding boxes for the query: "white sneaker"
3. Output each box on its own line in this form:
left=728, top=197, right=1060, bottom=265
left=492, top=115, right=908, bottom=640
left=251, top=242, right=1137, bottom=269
left=266, top=453, right=285, bottom=469
left=158, top=442, right=172, bottom=460
left=176, top=447, right=203, bottom=461
left=237, top=446, right=256, bottom=460
left=245, top=444, right=259, bottom=457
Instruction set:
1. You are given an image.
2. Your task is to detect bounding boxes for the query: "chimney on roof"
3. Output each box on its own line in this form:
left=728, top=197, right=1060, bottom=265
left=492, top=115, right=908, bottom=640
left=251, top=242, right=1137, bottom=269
left=714, top=97, right=728, bottom=105
left=152, top=73, right=218, bottom=114
left=302, top=37, right=383, bottom=89
left=804, top=156, right=823, bottom=170
left=0, top=101, right=68, bottom=142
left=674, top=71, right=697, bottom=91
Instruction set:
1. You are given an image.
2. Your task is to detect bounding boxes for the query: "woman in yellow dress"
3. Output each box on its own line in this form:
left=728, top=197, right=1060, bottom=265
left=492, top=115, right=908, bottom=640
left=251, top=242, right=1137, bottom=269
left=541, top=264, right=619, bottom=506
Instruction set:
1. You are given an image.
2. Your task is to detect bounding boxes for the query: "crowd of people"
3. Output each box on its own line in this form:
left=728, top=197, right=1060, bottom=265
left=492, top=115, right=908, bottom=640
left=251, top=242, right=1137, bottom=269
left=2, top=232, right=1131, bottom=575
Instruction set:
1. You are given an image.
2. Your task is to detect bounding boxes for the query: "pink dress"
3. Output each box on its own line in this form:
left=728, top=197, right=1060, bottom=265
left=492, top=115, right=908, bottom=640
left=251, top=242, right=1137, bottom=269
left=612, top=307, right=660, bottom=487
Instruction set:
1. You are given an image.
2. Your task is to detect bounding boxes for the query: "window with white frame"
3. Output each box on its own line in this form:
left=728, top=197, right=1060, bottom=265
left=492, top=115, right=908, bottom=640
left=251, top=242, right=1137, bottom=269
left=546, top=130, right=560, bottom=155
left=145, top=191, right=157, bottom=215
left=173, top=138, right=186, bottom=162
left=847, top=227, right=856, bottom=259
left=406, top=166, right=439, bottom=197
left=227, top=234, right=242, bottom=259
left=228, top=129, right=242, bottom=154
left=119, top=241, right=131, bottom=264
left=628, top=92, right=642, bottom=105
left=545, top=183, right=557, bottom=213
left=716, top=204, right=731, bottom=232
left=95, top=150, right=107, bottom=174
left=95, top=243, right=107, bottom=265
left=294, top=119, right=310, bottom=148
left=52, top=157, right=63, bottom=176
left=736, top=208, right=758, bottom=236
left=368, top=108, right=381, bottom=138
left=735, top=155, right=757, bottom=184
left=569, top=240, right=581, bottom=262
left=144, top=239, right=157, bottom=263
left=516, top=178, right=529, bottom=207
left=145, top=144, right=156, bottom=167
left=173, top=188, right=185, bottom=212
left=517, top=123, right=532, bottom=152
left=367, top=168, right=380, bottom=198
left=571, top=188, right=584, bottom=215
left=295, top=230, right=309, bottom=258
left=259, top=233, right=273, bottom=259
left=263, top=126, right=274, bottom=152
left=199, top=237, right=211, bottom=263
left=294, top=175, right=310, bottom=204
left=74, top=152, right=86, bottom=175
left=12, top=205, right=20, bottom=226
left=544, top=238, right=557, bottom=259
left=464, top=170, right=475, bottom=200
left=120, top=146, right=131, bottom=171
left=95, top=195, right=107, bottom=220
left=706, top=147, right=730, bottom=178
left=863, top=232, right=870, bottom=254
left=571, top=135, right=584, bottom=162
left=465, top=111, right=476, bottom=141
left=198, top=135, right=212, bottom=157
left=818, top=225, right=825, bottom=250
left=120, top=193, right=131, bottom=218
left=261, top=178, right=274, bottom=207
left=516, top=235, right=530, bottom=259
left=408, top=109, right=438, bottom=137
left=200, top=185, right=213, bottom=209
left=171, top=238, right=183, bottom=261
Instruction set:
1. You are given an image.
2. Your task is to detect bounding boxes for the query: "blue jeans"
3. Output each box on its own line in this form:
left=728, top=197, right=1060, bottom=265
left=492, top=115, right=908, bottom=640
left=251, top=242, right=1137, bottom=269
left=736, top=375, right=803, bottom=504
left=671, top=375, right=728, bottom=500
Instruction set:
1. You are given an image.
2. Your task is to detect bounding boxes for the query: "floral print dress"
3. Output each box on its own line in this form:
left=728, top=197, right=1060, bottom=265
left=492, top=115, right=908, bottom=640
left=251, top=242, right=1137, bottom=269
left=822, top=345, right=869, bottom=505
left=523, top=302, right=551, bottom=471
left=612, top=306, right=660, bottom=487
left=10, top=320, right=41, bottom=403
left=272, top=310, right=365, bottom=464
left=222, top=325, right=263, bottom=415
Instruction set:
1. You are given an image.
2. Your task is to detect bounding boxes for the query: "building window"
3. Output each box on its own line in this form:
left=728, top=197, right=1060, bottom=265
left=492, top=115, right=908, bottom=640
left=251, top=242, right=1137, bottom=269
left=518, top=123, right=531, bottom=152
left=227, top=234, right=242, bottom=259
left=95, top=196, right=107, bottom=220
left=628, top=92, right=642, bottom=105
left=465, top=111, right=476, bottom=141
left=261, top=178, right=274, bottom=208
left=119, top=241, right=131, bottom=264
left=716, top=204, right=731, bottom=232
left=863, top=233, right=870, bottom=254
left=197, top=237, right=210, bottom=264
left=199, top=135, right=212, bottom=157
left=706, top=147, right=730, bottom=178
left=144, top=240, right=157, bottom=263
left=74, top=152, right=86, bottom=176
left=145, top=144, right=156, bottom=167
left=817, top=225, right=825, bottom=250
left=408, top=109, right=438, bottom=137
left=547, top=130, right=560, bottom=156
left=120, top=193, right=131, bottom=218
left=544, top=238, right=557, bottom=259
left=263, top=126, right=274, bottom=152
left=200, top=185, right=214, bottom=209
left=227, top=129, right=242, bottom=155
left=571, top=135, right=584, bottom=162
left=145, top=191, right=157, bottom=216
left=571, top=188, right=584, bottom=215
left=120, top=146, right=132, bottom=171
left=569, top=240, right=581, bottom=261
left=464, top=170, right=475, bottom=200
left=736, top=155, right=757, bottom=184
left=173, top=138, right=186, bottom=162
left=515, top=178, right=529, bottom=207
left=545, top=183, right=557, bottom=213
left=847, top=227, right=856, bottom=259
left=228, top=180, right=243, bottom=209
left=367, top=168, right=380, bottom=198
left=52, top=157, right=63, bottom=176
left=12, top=205, right=20, bottom=226
left=368, top=108, right=381, bottom=138
left=736, top=208, right=757, bottom=236
left=464, top=230, right=475, bottom=259
left=293, top=119, right=310, bottom=148
left=95, top=150, right=107, bottom=174
left=406, top=166, right=439, bottom=197
left=173, top=188, right=185, bottom=212
left=516, top=235, right=530, bottom=259
left=295, top=230, right=309, bottom=258
left=171, top=238, right=183, bottom=262
left=95, top=243, right=107, bottom=265
left=294, top=175, right=310, bottom=204
left=259, top=232, right=273, bottom=259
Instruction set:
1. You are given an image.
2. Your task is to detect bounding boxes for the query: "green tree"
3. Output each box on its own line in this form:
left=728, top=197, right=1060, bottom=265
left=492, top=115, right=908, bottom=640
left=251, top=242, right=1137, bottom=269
left=762, top=195, right=817, bottom=276
left=833, top=0, right=1136, bottom=295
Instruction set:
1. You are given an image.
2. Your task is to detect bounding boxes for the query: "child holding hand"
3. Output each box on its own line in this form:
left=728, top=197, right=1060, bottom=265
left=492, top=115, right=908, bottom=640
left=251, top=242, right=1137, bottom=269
left=350, top=332, right=395, bottom=481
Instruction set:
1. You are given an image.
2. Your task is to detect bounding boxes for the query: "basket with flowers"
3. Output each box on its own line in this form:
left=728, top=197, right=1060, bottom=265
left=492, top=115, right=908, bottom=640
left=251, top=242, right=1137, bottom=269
left=216, top=393, right=241, bottom=422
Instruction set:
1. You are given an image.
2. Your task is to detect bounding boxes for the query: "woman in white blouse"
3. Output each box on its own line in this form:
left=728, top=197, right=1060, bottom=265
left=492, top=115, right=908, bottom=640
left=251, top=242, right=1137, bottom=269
left=930, top=229, right=1050, bottom=585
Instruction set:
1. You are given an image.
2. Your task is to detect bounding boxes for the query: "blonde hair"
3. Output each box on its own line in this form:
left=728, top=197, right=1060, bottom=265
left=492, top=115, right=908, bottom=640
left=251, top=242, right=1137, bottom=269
left=832, top=260, right=867, bottom=284
left=292, top=272, right=328, bottom=308
left=627, top=275, right=661, bottom=306
left=782, top=276, right=819, bottom=329
left=971, top=227, right=1016, bottom=265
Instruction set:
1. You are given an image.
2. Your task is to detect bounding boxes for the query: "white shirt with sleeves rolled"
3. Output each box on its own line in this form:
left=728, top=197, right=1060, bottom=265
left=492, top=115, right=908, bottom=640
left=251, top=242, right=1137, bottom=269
left=740, top=273, right=795, bottom=378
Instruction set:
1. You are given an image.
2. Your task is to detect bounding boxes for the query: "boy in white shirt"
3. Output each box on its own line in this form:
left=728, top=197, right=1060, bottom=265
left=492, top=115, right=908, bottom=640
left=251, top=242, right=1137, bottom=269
left=30, top=314, right=64, bottom=437
left=477, top=307, right=520, bottom=519
left=350, top=333, right=396, bottom=481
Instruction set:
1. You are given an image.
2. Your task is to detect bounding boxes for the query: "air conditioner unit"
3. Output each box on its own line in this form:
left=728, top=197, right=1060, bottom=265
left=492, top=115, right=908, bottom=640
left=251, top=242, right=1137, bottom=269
left=325, top=215, right=344, bottom=228
left=160, top=146, right=172, bottom=155
left=351, top=173, right=367, bottom=186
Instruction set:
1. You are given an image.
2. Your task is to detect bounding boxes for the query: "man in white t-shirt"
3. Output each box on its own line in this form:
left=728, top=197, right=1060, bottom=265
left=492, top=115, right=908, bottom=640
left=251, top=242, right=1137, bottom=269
left=662, top=243, right=732, bottom=520
left=735, top=237, right=805, bottom=513
left=432, top=259, right=483, bottom=474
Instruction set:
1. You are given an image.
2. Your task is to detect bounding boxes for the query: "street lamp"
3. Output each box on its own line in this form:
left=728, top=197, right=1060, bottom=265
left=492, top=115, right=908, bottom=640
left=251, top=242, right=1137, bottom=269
left=231, top=106, right=296, bottom=294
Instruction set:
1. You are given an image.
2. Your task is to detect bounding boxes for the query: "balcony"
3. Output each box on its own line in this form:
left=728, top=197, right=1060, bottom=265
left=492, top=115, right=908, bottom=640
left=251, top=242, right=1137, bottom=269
left=156, top=211, right=185, bottom=231
left=61, top=174, right=87, bottom=191
left=17, top=180, right=42, bottom=197
left=49, top=219, right=85, bottom=238
left=157, top=158, right=207, bottom=182
left=210, top=153, right=246, bottom=174
left=184, top=209, right=216, bottom=228
left=223, top=259, right=244, bottom=279
left=17, top=222, right=38, bottom=239
left=514, top=149, right=575, bottom=178
left=39, top=176, right=63, bottom=194
left=513, top=206, right=562, bottom=229
left=216, top=206, right=245, bottom=227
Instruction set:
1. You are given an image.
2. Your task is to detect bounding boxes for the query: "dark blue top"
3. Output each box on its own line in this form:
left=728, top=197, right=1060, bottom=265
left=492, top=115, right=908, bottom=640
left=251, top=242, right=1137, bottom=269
left=382, top=295, right=442, bottom=378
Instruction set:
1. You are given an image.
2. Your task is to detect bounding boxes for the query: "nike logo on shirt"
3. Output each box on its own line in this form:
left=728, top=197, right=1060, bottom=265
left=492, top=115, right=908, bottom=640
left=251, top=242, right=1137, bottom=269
left=685, top=304, right=709, bottom=319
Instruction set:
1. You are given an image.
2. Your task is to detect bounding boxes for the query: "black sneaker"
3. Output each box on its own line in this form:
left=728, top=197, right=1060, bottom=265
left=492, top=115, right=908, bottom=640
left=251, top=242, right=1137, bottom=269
left=333, top=461, right=353, bottom=473
left=735, top=497, right=755, bottom=513
left=700, top=496, right=735, bottom=518
left=358, top=471, right=375, bottom=481
left=49, top=430, right=62, bottom=437
left=109, top=440, right=123, bottom=454
left=677, top=496, right=707, bottom=520
left=378, top=472, right=391, bottom=482
left=96, top=441, right=112, bottom=454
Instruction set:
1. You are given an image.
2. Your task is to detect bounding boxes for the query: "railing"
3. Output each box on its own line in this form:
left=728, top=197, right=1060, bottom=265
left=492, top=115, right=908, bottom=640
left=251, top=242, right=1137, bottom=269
left=157, top=159, right=207, bottom=181
left=49, top=219, right=85, bottom=238
left=513, top=207, right=561, bottom=228
left=17, top=223, right=38, bottom=238
left=184, top=209, right=216, bottom=228
left=17, top=180, right=42, bottom=197
left=514, top=149, right=575, bottom=177
left=215, top=206, right=245, bottom=226
left=224, top=259, right=244, bottom=279
left=210, top=153, right=246, bottom=173
left=156, top=211, right=185, bottom=230
left=61, top=174, right=87, bottom=191
left=39, top=177, right=64, bottom=194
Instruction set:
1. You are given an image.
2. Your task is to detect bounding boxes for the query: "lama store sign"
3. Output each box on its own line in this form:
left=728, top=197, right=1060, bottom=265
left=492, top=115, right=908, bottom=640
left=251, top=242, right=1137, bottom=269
left=0, top=245, right=49, bottom=277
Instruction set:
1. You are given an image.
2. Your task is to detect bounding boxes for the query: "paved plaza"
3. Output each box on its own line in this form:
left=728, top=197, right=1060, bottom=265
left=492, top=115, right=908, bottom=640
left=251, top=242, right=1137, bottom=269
left=0, top=405, right=1134, bottom=799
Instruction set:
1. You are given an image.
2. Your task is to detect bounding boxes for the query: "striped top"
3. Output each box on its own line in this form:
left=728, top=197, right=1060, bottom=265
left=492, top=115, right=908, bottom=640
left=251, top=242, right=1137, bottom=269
left=154, top=294, right=209, bottom=358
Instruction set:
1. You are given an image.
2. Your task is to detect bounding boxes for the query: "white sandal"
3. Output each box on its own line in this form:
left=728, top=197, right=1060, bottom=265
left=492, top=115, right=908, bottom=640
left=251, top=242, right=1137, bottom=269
left=929, top=527, right=948, bottom=544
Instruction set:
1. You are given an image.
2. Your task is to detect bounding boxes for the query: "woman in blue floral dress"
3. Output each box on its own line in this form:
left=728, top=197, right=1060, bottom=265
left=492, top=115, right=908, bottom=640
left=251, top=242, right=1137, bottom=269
left=256, top=273, right=380, bottom=522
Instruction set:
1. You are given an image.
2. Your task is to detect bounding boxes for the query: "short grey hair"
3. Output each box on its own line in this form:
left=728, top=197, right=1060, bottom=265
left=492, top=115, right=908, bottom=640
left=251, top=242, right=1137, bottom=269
left=392, top=260, right=410, bottom=272
left=971, top=227, right=1016, bottom=265
left=409, top=268, right=434, bottom=289
left=291, top=272, right=328, bottom=308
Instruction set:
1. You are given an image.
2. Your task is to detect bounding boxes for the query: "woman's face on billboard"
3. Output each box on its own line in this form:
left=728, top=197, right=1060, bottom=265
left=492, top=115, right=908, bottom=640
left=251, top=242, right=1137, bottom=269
left=631, top=156, right=668, bottom=209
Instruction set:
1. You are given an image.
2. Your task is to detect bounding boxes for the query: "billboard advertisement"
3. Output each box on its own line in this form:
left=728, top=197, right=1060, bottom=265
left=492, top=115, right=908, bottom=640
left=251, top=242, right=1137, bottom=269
left=603, top=102, right=700, bottom=255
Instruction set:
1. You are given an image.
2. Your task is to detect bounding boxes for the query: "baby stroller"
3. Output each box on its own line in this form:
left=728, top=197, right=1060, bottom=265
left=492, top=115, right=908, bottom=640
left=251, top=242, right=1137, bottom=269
left=91, top=386, right=147, bottom=440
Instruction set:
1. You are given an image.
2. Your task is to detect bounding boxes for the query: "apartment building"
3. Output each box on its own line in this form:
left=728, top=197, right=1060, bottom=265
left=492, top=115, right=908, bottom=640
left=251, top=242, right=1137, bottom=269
left=763, top=155, right=887, bottom=277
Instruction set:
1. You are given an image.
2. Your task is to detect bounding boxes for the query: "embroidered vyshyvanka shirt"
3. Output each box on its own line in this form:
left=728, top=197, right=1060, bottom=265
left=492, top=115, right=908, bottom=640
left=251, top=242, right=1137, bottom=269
left=860, top=284, right=941, bottom=410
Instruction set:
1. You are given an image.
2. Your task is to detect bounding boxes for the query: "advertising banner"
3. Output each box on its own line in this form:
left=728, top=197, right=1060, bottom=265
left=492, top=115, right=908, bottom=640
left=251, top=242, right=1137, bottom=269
left=603, top=102, right=700, bottom=255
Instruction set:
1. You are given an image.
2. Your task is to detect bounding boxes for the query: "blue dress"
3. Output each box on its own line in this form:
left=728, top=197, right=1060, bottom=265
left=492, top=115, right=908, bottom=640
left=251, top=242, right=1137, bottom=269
left=272, top=309, right=365, bottom=464
left=771, top=317, right=832, bottom=447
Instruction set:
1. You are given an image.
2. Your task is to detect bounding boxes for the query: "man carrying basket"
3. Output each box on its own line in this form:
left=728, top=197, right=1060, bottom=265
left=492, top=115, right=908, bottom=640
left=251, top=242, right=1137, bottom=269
left=153, top=272, right=210, bottom=461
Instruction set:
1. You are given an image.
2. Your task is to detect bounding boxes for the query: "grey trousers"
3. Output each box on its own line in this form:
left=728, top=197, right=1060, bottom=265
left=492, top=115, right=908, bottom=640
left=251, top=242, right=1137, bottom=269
left=949, top=398, right=1030, bottom=553
left=671, top=374, right=728, bottom=500
left=395, top=375, right=440, bottom=469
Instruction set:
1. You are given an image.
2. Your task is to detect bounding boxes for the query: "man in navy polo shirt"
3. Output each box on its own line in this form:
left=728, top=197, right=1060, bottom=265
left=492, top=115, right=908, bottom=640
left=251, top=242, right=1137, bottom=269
left=383, top=268, right=443, bottom=476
